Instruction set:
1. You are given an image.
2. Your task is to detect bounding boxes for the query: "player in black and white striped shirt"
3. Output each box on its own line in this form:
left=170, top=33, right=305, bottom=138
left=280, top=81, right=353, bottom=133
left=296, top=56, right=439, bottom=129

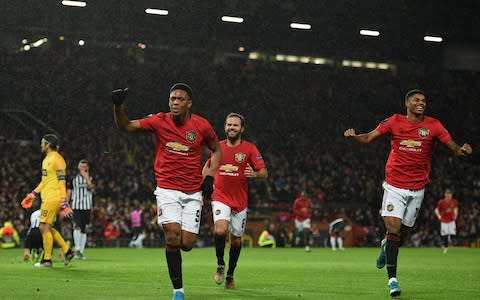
left=23, top=203, right=43, bottom=263
left=67, top=159, right=95, bottom=259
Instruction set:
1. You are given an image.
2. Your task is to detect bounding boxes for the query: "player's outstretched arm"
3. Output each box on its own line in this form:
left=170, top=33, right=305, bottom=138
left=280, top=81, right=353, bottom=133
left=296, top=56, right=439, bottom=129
left=445, top=141, right=473, bottom=157
left=344, top=128, right=381, bottom=144
left=112, top=88, right=142, bottom=132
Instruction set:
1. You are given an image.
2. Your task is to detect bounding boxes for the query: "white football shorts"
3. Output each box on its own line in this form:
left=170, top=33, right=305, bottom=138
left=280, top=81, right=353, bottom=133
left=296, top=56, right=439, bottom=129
left=295, top=218, right=311, bottom=231
left=154, top=187, right=202, bottom=234
left=440, top=221, right=456, bottom=236
left=381, top=182, right=425, bottom=227
left=211, top=201, right=247, bottom=237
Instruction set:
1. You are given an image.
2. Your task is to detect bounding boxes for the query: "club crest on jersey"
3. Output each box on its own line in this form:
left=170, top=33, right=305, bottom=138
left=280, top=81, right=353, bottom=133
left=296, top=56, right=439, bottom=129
left=235, top=152, right=246, bottom=163
left=418, top=128, right=429, bottom=138
left=186, top=131, right=197, bottom=143
left=215, top=209, right=221, bottom=216
left=387, top=204, right=394, bottom=212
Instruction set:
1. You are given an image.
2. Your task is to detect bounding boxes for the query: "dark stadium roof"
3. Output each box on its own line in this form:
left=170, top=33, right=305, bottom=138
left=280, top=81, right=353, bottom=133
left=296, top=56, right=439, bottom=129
left=3, top=0, right=480, bottom=61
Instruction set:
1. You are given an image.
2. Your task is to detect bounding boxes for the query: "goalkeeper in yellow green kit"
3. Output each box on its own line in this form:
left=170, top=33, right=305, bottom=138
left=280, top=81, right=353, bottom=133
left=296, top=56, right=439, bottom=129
left=21, top=134, right=75, bottom=267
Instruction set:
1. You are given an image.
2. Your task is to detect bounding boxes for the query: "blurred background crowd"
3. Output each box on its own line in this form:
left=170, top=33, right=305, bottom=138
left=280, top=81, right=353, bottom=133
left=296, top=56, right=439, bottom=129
left=1, top=44, right=479, bottom=249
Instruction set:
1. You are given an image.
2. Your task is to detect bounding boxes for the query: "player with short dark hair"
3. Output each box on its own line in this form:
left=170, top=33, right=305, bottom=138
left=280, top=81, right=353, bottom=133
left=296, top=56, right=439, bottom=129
left=21, top=133, right=75, bottom=267
left=67, top=159, right=95, bottom=260
left=293, top=191, right=313, bottom=252
left=207, top=112, right=268, bottom=289
left=112, top=83, right=222, bottom=300
left=344, top=89, right=472, bottom=297
left=434, top=188, right=458, bottom=254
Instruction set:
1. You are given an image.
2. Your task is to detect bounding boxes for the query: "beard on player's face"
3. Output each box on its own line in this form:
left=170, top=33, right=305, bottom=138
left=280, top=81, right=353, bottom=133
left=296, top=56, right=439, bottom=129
left=226, top=129, right=241, bottom=141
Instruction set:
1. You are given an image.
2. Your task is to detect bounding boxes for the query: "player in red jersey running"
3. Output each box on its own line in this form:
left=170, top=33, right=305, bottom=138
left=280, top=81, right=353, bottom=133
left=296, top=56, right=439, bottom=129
left=206, top=112, right=268, bottom=289
left=112, top=83, right=222, bottom=300
left=435, top=188, right=458, bottom=254
left=344, top=89, right=472, bottom=298
left=293, top=191, right=313, bottom=252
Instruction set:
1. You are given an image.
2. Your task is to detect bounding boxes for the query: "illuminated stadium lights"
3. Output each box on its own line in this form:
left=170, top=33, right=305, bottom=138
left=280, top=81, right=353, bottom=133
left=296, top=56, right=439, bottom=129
left=290, top=23, right=311, bottom=30
left=32, top=38, right=48, bottom=48
left=424, top=35, right=443, bottom=43
left=145, top=8, right=168, bottom=15
left=248, top=52, right=260, bottom=60
left=377, top=63, right=390, bottom=70
left=360, top=29, right=380, bottom=37
left=238, top=46, right=245, bottom=52
left=275, top=54, right=332, bottom=65
left=286, top=55, right=298, bottom=62
left=221, top=16, right=244, bottom=23
left=78, top=40, right=85, bottom=46
left=351, top=61, right=363, bottom=68
left=299, top=56, right=310, bottom=63
left=23, top=45, right=31, bottom=51
left=61, top=0, right=87, bottom=7
left=313, top=58, right=327, bottom=65
left=343, top=59, right=393, bottom=70
left=22, top=39, right=28, bottom=44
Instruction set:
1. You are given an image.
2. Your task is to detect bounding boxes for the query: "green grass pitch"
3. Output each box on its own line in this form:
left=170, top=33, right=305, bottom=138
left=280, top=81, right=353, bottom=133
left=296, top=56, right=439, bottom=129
left=2, top=247, right=479, bottom=299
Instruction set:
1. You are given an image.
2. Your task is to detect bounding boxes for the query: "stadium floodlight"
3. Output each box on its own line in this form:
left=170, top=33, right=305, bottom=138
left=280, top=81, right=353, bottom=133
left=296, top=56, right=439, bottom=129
left=424, top=35, right=443, bottom=43
left=313, top=58, right=326, bottom=65
left=365, top=62, right=377, bottom=69
left=32, top=38, right=48, bottom=48
left=360, top=29, right=380, bottom=37
left=61, top=1, right=87, bottom=7
left=248, top=52, right=260, bottom=60
left=78, top=40, right=85, bottom=46
left=286, top=55, right=298, bottom=62
left=299, top=56, right=310, bottom=63
left=221, top=16, right=244, bottom=23
left=377, top=63, right=390, bottom=70
left=351, top=61, right=363, bottom=68
left=290, top=23, right=311, bottom=30
left=145, top=8, right=168, bottom=15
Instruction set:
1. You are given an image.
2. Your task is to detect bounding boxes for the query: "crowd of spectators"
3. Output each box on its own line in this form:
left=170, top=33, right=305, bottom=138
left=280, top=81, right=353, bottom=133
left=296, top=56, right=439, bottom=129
left=1, top=44, right=479, bottom=249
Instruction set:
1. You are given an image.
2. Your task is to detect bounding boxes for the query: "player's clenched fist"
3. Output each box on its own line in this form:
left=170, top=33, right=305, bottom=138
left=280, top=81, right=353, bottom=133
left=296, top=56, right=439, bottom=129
left=344, top=128, right=357, bottom=137
left=112, top=88, right=128, bottom=105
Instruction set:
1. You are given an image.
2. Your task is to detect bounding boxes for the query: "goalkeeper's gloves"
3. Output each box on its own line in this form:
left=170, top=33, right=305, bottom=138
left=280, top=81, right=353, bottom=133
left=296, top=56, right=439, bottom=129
left=201, top=175, right=214, bottom=200
left=59, top=198, right=73, bottom=220
left=111, top=88, right=128, bottom=105
left=21, top=191, right=39, bottom=208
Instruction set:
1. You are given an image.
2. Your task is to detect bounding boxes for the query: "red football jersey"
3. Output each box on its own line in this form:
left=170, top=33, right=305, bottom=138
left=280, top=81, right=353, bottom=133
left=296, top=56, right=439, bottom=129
left=436, top=198, right=458, bottom=223
left=376, top=114, right=452, bottom=190
left=139, top=112, right=218, bottom=193
left=293, top=197, right=312, bottom=222
left=212, top=140, right=266, bottom=212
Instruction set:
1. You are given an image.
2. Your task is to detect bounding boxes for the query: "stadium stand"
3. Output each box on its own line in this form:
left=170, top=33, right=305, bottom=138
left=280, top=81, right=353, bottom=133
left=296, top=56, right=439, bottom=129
left=1, top=46, right=478, bottom=248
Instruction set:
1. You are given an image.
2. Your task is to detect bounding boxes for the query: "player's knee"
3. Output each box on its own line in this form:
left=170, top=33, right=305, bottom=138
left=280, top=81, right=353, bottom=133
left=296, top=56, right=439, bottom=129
left=214, top=227, right=228, bottom=237
left=164, top=232, right=181, bottom=246
left=230, top=237, right=242, bottom=248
